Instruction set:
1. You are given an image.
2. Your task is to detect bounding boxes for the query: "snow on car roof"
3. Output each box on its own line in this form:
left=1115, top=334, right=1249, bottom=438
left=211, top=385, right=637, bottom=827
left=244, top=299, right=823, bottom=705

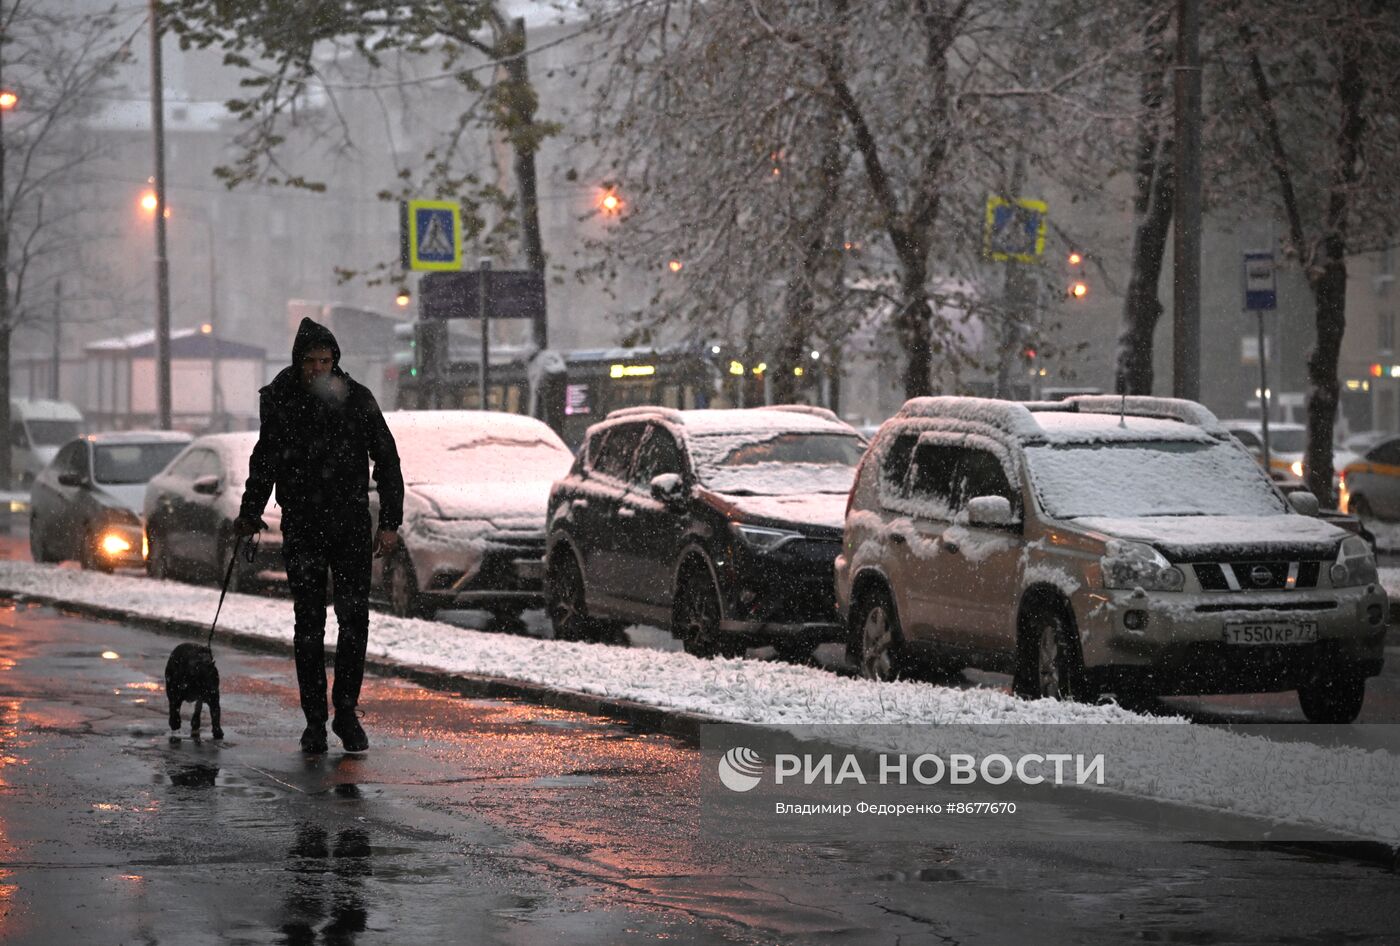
left=192, top=430, right=261, bottom=452
left=385, top=410, right=567, bottom=447
left=1030, top=412, right=1214, bottom=444
left=591, top=406, right=857, bottom=441
left=84, top=430, right=193, bottom=445
left=892, top=396, right=1217, bottom=444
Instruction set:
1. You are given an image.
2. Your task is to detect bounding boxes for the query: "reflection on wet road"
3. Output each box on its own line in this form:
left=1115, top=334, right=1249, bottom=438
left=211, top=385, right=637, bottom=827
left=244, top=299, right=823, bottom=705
left=0, top=600, right=1397, bottom=944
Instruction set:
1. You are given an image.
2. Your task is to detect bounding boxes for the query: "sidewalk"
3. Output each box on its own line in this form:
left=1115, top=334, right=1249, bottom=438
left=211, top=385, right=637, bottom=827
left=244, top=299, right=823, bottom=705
left=0, top=560, right=1397, bottom=862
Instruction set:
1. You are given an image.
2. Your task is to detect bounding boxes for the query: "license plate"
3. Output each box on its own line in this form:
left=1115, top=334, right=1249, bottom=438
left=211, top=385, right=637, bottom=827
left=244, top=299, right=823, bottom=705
left=1223, top=621, right=1318, bottom=645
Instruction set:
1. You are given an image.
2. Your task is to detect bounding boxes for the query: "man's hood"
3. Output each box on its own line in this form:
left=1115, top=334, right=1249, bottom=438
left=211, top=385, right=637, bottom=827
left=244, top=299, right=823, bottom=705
left=291, top=317, right=340, bottom=368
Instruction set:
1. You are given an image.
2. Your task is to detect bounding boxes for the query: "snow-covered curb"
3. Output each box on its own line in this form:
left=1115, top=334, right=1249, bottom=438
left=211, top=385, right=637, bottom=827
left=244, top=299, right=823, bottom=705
left=2, top=561, right=1397, bottom=848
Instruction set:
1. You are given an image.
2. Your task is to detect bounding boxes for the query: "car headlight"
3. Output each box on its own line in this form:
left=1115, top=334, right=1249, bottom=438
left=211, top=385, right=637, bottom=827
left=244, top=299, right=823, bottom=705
left=1100, top=539, right=1185, bottom=592
left=731, top=523, right=804, bottom=552
left=100, top=532, right=133, bottom=556
left=1329, top=535, right=1378, bottom=588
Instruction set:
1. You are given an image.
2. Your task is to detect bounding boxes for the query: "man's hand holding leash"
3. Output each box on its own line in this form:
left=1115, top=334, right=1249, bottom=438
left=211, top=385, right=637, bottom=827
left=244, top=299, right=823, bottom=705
left=373, top=529, right=399, bottom=558
left=233, top=515, right=267, bottom=538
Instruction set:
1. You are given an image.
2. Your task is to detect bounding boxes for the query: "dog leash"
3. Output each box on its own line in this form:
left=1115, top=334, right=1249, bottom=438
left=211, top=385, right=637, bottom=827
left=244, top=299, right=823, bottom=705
left=206, top=533, right=259, bottom=650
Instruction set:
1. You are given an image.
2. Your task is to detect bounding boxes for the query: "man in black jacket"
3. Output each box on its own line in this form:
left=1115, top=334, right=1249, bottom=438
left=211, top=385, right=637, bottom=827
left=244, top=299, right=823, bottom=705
left=235, top=317, right=404, bottom=754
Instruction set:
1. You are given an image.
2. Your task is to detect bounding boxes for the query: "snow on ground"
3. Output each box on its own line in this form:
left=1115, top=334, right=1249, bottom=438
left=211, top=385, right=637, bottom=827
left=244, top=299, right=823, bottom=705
left=1, top=560, right=1397, bottom=846
left=1381, top=566, right=1400, bottom=602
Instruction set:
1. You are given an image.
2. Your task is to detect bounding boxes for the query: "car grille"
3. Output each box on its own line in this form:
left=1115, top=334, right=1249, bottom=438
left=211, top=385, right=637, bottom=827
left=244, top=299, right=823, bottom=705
left=1192, top=561, right=1321, bottom=592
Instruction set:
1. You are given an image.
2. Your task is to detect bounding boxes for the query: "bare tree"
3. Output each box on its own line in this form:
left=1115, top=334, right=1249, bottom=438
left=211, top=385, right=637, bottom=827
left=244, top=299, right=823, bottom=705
left=165, top=1, right=558, bottom=341
left=1, top=0, right=130, bottom=487
left=1115, top=8, right=1174, bottom=396
left=1219, top=1, right=1400, bottom=500
left=575, top=0, right=869, bottom=405
left=582, top=0, right=1156, bottom=402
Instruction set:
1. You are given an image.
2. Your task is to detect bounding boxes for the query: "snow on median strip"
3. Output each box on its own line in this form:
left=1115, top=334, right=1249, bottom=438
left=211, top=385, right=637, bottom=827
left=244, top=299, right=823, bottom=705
left=2, top=560, right=1397, bottom=847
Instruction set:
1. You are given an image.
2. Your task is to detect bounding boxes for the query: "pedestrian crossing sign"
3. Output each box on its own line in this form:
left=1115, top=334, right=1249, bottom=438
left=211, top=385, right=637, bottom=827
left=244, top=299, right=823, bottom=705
left=404, top=200, right=463, bottom=271
left=984, top=196, right=1048, bottom=262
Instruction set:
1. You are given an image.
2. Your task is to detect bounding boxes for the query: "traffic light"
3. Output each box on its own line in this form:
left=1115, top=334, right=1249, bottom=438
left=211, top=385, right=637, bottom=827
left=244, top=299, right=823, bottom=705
left=1066, top=250, right=1088, bottom=300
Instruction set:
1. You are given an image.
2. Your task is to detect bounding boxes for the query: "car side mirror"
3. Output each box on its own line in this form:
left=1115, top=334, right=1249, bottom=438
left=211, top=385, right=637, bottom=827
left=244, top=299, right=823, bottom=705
left=1287, top=491, right=1320, bottom=517
left=650, top=473, right=687, bottom=506
left=967, top=495, right=1015, bottom=527
left=57, top=471, right=85, bottom=488
left=192, top=475, right=222, bottom=496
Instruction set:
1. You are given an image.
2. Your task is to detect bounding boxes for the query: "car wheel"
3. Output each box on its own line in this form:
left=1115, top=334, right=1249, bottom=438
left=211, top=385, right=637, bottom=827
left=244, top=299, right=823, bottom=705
left=1297, top=673, right=1366, bottom=724
left=79, top=528, right=114, bottom=574
left=387, top=550, right=432, bottom=619
left=147, top=532, right=173, bottom=580
left=674, top=569, right=743, bottom=659
left=1014, top=606, right=1096, bottom=702
left=852, top=587, right=905, bottom=681
left=547, top=553, right=601, bottom=642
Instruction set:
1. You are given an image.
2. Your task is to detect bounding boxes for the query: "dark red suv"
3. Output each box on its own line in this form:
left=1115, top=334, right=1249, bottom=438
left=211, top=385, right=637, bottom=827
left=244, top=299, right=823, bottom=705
left=544, top=406, right=866, bottom=659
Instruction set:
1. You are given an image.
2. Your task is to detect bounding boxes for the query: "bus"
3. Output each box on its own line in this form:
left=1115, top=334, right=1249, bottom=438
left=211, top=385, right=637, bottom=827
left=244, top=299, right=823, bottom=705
left=391, top=343, right=828, bottom=449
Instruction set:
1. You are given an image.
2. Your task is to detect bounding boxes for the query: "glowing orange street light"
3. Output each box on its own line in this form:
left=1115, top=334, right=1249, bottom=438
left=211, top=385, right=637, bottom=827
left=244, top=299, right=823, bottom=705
left=1071, top=280, right=1089, bottom=299
left=599, top=188, right=623, bottom=214
left=1067, top=251, right=1083, bottom=266
left=667, top=259, right=683, bottom=273
left=395, top=289, right=411, bottom=308
left=139, top=189, right=170, bottom=218
left=0, top=90, right=17, bottom=110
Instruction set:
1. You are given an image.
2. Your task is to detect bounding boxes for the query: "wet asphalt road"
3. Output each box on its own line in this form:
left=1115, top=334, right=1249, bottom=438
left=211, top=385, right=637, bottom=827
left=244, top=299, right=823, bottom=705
left=1, top=603, right=1399, bottom=944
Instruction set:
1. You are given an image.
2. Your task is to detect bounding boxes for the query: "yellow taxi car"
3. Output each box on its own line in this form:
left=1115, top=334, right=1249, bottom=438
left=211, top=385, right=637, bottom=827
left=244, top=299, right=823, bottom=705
left=1341, top=434, right=1400, bottom=528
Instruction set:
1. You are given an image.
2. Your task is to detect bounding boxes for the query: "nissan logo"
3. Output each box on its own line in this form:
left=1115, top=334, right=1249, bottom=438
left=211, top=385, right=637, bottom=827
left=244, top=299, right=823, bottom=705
left=1249, top=565, right=1274, bottom=586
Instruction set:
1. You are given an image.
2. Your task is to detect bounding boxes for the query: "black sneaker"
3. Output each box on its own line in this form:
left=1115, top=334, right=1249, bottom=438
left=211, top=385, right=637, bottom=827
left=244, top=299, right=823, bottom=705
left=332, top=714, right=368, bottom=752
left=300, top=724, right=328, bottom=754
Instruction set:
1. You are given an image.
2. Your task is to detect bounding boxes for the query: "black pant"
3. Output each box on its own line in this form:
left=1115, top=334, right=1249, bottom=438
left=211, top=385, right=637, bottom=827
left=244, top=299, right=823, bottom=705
left=282, top=507, right=373, bottom=725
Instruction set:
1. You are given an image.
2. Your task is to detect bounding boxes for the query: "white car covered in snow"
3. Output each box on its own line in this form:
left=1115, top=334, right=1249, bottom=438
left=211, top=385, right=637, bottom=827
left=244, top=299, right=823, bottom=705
left=836, top=395, right=1387, bottom=723
left=374, top=411, right=575, bottom=622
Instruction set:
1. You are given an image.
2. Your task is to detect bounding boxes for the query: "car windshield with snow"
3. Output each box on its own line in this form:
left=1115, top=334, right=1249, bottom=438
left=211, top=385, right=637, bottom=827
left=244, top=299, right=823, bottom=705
left=375, top=411, right=575, bottom=622
left=836, top=395, right=1387, bottom=723
left=545, top=405, right=864, bottom=658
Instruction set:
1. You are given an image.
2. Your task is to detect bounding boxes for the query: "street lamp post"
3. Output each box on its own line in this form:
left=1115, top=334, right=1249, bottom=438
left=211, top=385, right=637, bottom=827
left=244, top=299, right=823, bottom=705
left=141, top=194, right=222, bottom=430
left=148, top=0, right=172, bottom=430
left=0, top=84, right=15, bottom=497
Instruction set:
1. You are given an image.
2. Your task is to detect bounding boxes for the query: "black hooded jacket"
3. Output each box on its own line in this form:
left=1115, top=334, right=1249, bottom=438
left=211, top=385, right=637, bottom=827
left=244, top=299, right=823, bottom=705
left=240, top=318, right=404, bottom=532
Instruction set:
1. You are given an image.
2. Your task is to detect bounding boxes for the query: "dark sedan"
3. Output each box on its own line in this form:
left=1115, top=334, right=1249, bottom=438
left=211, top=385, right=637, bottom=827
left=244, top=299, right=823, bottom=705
left=143, top=432, right=285, bottom=591
left=29, top=431, right=193, bottom=571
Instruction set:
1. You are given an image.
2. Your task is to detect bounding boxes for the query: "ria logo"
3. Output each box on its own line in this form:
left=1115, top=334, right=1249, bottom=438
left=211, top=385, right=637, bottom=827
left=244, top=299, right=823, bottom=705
left=717, top=747, right=764, bottom=792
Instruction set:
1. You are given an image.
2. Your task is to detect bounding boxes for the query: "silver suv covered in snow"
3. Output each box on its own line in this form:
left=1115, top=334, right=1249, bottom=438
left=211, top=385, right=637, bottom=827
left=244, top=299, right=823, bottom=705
left=835, top=396, right=1387, bottom=722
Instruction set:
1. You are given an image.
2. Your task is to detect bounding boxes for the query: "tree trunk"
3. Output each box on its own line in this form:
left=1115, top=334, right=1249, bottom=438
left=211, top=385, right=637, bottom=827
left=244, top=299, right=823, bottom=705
left=1116, top=19, right=1174, bottom=396
left=771, top=278, right=812, bottom=405
left=500, top=16, right=547, bottom=349
left=1116, top=145, right=1174, bottom=394
left=773, top=111, right=844, bottom=404
left=1303, top=29, right=1365, bottom=504
left=896, top=243, right=934, bottom=399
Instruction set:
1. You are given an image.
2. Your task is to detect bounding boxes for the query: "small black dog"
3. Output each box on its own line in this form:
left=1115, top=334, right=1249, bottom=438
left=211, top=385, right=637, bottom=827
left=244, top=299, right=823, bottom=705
left=165, top=642, right=224, bottom=740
